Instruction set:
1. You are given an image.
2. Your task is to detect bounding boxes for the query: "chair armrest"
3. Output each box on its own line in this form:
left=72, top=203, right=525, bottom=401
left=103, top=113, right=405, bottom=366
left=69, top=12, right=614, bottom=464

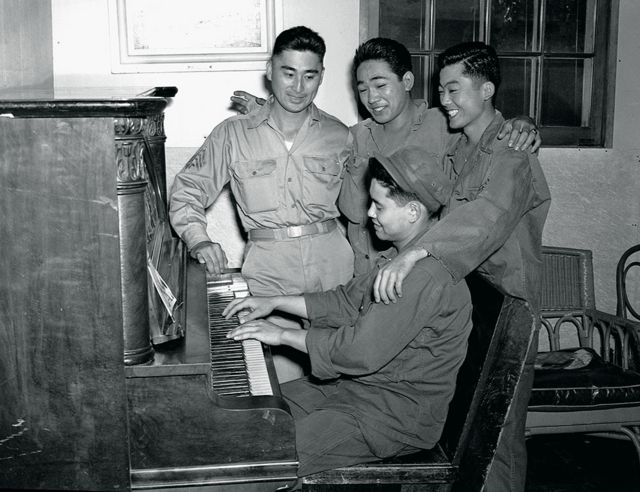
left=586, top=308, right=640, bottom=371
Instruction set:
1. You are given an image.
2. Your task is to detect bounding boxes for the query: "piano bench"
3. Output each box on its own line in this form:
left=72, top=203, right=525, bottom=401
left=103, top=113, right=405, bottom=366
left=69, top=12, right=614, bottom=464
left=299, top=277, right=537, bottom=492
left=301, top=446, right=454, bottom=491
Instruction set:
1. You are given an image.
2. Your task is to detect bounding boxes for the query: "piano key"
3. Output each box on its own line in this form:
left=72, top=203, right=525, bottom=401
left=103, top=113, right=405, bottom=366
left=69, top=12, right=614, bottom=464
left=207, top=272, right=273, bottom=397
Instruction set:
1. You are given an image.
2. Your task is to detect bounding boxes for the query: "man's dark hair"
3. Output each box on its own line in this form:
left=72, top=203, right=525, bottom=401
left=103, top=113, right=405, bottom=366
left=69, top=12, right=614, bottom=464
left=353, top=37, right=412, bottom=79
left=368, top=157, right=420, bottom=206
left=272, top=26, right=326, bottom=62
left=438, top=41, right=501, bottom=95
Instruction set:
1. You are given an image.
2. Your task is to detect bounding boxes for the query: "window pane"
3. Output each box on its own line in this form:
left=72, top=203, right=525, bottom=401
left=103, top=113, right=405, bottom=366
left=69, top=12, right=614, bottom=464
left=495, top=57, right=534, bottom=117
left=434, top=0, right=482, bottom=50
left=410, top=55, right=427, bottom=100
left=491, top=0, right=537, bottom=51
left=544, top=0, right=591, bottom=53
left=541, top=59, right=585, bottom=126
left=379, top=0, right=425, bottom=50
left=366, top=0, right=613, bottom=146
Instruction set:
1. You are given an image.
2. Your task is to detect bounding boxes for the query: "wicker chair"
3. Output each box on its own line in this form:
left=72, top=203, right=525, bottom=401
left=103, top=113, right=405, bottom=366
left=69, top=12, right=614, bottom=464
left=526, top=246, right=640, bottom=464
left=616, top=243, right=640, bottom=322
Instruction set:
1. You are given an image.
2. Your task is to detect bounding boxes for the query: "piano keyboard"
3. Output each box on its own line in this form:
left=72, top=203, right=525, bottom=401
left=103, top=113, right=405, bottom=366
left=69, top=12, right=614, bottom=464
left=206, top=272, right=273, bottom=397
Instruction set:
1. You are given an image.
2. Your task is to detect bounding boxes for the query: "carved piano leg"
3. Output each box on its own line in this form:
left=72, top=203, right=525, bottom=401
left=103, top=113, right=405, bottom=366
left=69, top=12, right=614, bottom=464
left=116, top=136, right=154, bottom=365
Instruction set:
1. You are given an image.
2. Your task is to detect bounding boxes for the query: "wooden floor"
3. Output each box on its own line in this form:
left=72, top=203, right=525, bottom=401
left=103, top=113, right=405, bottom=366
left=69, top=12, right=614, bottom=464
left=526, top=435, right=640, bottom=491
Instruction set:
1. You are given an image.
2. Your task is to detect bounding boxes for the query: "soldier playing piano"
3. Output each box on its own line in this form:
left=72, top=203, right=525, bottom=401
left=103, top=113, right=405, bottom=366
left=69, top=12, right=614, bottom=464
left=224, top=147, right=473, bottom=478
left=169, top=26, right=354, bottom=383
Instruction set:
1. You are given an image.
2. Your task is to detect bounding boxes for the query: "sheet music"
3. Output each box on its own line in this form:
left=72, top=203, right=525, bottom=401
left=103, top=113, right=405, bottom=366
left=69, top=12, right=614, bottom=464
left=147, top=257, right=178, bottom=321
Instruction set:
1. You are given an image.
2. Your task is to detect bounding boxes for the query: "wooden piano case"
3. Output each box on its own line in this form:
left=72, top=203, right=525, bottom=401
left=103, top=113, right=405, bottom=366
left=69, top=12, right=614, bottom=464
left=0, top=87, right=532, bottom=492
left=0, top=88, right=296, bottom=491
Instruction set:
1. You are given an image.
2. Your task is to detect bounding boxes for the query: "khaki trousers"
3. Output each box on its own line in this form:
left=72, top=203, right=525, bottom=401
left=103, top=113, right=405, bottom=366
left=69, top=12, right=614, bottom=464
left=241, top=227, right=354, bottom=382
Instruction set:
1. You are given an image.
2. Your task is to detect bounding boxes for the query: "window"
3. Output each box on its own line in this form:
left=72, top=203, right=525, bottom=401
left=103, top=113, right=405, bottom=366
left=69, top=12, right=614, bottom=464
left=361, top=0, right=618, bottom=147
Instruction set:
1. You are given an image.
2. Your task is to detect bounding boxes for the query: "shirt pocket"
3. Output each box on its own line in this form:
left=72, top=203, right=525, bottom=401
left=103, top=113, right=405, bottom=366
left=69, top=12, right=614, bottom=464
left=231, top=159, right=279, bottom=214
left=452, top=184, right=482, bottom=203
left=303, top=155, right=342, bottom=206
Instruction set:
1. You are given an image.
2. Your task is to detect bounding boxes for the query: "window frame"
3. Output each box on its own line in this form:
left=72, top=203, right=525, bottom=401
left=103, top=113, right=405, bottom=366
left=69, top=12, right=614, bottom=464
left=359, top=0, right=619, bottom=148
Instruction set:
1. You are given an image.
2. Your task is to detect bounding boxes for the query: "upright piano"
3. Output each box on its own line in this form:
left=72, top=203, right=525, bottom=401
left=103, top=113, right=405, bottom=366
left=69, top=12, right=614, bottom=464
left=0, top=88, right=297, bottom=491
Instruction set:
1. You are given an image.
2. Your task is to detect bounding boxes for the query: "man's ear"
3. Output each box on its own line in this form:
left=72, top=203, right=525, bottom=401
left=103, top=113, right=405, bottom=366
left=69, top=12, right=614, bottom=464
left=402, top=71, right=415, bottom=92
left=319, top=66, right=326, bottom=85
left=482, top=81, right=495, bottom=101
left=407, top=201, right=422, bottom=223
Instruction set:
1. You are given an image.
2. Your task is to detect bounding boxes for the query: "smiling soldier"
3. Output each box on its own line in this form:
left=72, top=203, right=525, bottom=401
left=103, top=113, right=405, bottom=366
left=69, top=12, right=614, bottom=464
left=169, top=26, right=354, bottom=382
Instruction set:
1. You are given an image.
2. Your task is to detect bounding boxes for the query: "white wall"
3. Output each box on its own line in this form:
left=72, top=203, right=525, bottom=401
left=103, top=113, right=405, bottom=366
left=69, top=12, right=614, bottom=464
left=0, top=0, right=53, bottom=92
left=51, top=0, right=360, bottom=148
left=539, top=147, right=639, bottom=310
left=613, top=0, right=640, bottom=151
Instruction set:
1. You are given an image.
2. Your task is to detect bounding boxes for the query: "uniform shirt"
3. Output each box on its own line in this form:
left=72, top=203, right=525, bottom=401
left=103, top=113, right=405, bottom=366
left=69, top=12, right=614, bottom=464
left=170, top=98, right=353, bottom=250
left=303, top=245, right=472, bottom=455
left=417, top=112, right=551, bottom=309
left=339, top=100, right=450, bottom=275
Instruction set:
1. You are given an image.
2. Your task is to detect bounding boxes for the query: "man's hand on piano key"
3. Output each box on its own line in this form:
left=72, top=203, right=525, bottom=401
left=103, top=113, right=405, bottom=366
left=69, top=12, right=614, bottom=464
left=223, top=296, right=278, bottom=322
left=227, top=320, right=309, bottom=353
left=190, top=241, right=228, bottom=275
left=226, top=320, right=284, bottom=345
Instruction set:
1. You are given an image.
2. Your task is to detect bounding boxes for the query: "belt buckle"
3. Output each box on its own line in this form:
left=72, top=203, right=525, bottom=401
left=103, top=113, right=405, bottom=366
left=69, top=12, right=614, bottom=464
left=287, top=225, right=304, bottom=238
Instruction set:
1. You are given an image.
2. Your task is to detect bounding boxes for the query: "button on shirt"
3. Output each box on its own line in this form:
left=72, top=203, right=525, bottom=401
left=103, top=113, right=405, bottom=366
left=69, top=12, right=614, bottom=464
left=303, top=246, right=472, bottom=454
left=338, top=100, right=451, bottom=275
left=170, top=99, right=353, bottom=251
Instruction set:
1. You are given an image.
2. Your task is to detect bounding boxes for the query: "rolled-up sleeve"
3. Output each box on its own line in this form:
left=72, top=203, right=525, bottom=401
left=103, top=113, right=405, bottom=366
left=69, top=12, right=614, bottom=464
left=169, top=123, right=232, bottom=250
left=338, top=126, right=371, bottom=225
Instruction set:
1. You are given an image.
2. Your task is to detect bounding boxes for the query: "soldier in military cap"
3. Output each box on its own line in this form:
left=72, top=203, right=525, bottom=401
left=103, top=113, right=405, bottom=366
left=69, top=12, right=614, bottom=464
left=223, top=146, right=473, bottom=477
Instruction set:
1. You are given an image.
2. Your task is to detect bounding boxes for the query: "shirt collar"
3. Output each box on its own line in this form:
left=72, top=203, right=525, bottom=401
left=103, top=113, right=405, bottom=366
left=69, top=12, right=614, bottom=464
left=378, top=222, right=433, bottom=261
left=246, top=95, right=321, bottom=129
left=446, top=110, right=504, bottom=158
left=477, top=110, right=505, bottom=153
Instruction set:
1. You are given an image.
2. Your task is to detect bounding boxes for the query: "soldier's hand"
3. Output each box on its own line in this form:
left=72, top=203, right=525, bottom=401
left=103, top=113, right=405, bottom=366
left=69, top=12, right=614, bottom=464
left=190, top=241, right=228, bottom=275
left=223, top=296, right=278, bottom=322
left=230, top=90, right=266, bottom=115
left=227, top=320, right=285, bottom=346
left=498, top=116, right=541, bottom=152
